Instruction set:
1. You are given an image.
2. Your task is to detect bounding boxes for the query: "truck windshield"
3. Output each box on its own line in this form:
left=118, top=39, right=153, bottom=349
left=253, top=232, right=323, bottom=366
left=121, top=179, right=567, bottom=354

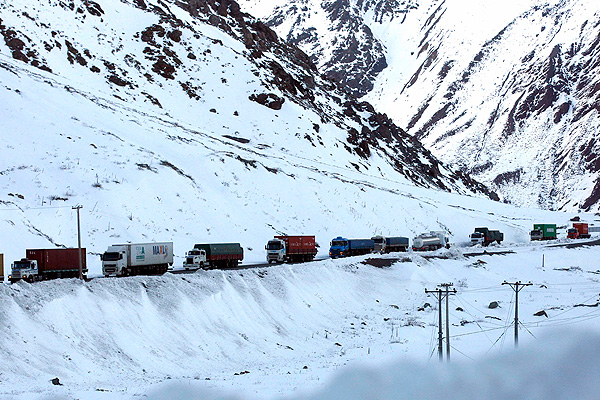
left=372, top=238, right=384, bottom=244
left=267, top=241, right=282, bottom=250
left=188, top=250, right=201, bottom=256
left=471, top=232, right=483, bottom=238
left=103, top=252, right=120, bottom=261
left=12, top=261, right=31, bottom=269
left=331, top=240, right=347, bottom=247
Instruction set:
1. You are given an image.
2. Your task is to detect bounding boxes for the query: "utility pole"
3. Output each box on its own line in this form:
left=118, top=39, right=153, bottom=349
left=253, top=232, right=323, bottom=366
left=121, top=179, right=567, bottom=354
left=439, top=283, right=456, bottom=361
left=425, top=288, right=443, bottom=361
left=72, top=205, right=83, bottom=280
left=502, top=281, right=532, bottom=347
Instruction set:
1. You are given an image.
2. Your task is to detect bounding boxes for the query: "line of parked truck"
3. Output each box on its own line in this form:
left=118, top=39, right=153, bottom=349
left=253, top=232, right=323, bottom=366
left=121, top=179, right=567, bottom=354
left=526, top=222, right=591, bottom=241
left=2, top=221, right=595, bottom=283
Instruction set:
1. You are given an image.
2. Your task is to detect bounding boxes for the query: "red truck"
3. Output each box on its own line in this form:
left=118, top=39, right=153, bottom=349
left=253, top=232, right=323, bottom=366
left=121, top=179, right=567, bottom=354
left=567, top=223, right=591, bottom=239
left=9, top=248, right=87, bottom=283
left=265, top=235, right=317, bottom=263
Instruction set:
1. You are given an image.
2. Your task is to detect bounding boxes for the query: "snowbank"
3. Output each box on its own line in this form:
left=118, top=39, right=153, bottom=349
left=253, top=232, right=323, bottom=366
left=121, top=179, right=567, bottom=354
left=147, top=329, right=600, bottom=400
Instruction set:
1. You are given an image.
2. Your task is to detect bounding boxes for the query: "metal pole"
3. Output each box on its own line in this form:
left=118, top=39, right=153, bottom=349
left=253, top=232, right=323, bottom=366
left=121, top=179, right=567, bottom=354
left=445, top=288, right=450, bottom=360
left=514, top=282, right=519, bottom=347
left=439, top=283, right=456, bottom=361
left=438, top=289, right=443, bottom=361
left=73, top=205, right=83, bottom=280
left=425, top=287, right=444, bottom=362
left=503, top=281, right=531, bottom=348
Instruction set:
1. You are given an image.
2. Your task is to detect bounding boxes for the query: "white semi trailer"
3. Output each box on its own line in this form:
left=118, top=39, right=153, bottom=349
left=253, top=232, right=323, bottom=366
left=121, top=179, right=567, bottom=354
left=412, top=231, right=450, bottom=251
left=101, top=242, right=173, bottom=277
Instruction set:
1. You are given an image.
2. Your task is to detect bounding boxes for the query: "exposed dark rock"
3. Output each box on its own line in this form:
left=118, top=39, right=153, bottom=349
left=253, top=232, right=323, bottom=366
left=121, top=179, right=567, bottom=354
left=493, top=169, right=522, bottom=187
left=152, top=58, right=176, bottom=79
left=65, top=40, right=87, bottom=66
left=82, top=0, right=104, bottom=17
left=249, top=93, right=285, bottom=110
left=108, top=74, right=130, bottom=87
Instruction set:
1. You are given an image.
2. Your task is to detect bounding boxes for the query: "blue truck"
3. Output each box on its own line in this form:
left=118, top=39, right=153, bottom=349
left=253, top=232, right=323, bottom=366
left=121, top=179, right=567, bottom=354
left=329, top=237, right=375, bottom=258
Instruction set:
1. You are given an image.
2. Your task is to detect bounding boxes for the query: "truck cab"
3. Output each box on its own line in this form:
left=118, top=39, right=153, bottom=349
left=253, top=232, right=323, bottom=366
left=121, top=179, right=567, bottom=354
left=266, top=238, right=286, bottom=263
left=183, top=249, right=207, bottom=270
left=469, top=231, right=485, bottom=245
left=567, top=228, right=579, bottom=239
left=329, top=237, right=348, bottom=258
left=9, top=258, right=38, bottom=283
left=101, top=245, right=126, bottom=276
left=372, top=236, right=386, bottom=253
left=530, top=229, right=543, bottom=241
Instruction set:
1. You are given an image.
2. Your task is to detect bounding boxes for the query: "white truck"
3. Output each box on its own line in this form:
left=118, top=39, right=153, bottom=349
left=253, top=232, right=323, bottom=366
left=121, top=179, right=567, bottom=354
left=101, top=242, right=173, bottom=277
left=183, top=248, right=207, bottom=270
left=412, top=231, right=450, bottom=251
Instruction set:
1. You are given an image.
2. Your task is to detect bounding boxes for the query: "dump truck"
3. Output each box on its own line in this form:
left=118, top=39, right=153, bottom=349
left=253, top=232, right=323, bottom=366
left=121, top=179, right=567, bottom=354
left=371, top=236, right=409, bottom=253
left=183, top=243, right=243, bottom=269
left=266, top=235, right=317, bottom=263
left=568, top=223, right=591, bottom=239
left=9, top=248, right=87, bottom=283
left=470, top=228, right=504, bottom=246
left=329, top=237, right=374, bottom=258
left=412, top=231, right=450, bottom=251
left=102, top=242, right=173, bottom=277
left=530, top=224, right=557, bottom=241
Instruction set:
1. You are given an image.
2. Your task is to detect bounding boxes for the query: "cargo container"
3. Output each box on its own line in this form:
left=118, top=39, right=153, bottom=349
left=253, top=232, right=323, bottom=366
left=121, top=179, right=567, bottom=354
left=9, top=248, right=87, bottom=283
left=568, top=223, right=591, bottom=239
left=371, top=236, right=409, bottom=253
left=183, top=243, right=243, bottom=269
left=329, top=237, right=374, bottom=258
left=470, top=228, right=503, bottom=246
left=266, top=235, right=317, bottom=263
left=530, top=224, right=557, bottom=241
left=412, top=231, right=450, bottom=251
left=102, top=242, right=173, bottom=277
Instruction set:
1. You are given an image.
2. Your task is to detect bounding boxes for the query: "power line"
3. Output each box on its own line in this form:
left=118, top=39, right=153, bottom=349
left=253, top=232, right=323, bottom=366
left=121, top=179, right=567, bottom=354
left=448, top=343, right=474, bottom=361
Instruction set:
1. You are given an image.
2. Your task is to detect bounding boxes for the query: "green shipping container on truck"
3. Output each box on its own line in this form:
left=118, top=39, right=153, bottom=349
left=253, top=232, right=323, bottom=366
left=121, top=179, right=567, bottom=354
left=532, top=224, right=557, bottom=240
left=194, top=243, right=243, bottom=257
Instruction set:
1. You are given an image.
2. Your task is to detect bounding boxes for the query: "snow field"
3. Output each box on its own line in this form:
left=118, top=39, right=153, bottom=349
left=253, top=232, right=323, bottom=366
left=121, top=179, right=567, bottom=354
left=1, top=243, right=600, bottom=398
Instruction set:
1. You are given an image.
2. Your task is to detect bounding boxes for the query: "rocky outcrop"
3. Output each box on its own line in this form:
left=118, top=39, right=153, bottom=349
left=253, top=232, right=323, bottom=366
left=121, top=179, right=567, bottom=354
left=241, top=0, right=418, bottom=97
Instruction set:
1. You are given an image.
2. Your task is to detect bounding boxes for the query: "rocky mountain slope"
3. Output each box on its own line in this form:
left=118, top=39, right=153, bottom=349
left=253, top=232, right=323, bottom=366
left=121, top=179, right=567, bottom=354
left=237, top=0, right=423, bottom=98
left=0, top=0, right=496, bottom=265
left=372, top=0, right=600, bottom=212
left=240, top=0, right=600, bottom=212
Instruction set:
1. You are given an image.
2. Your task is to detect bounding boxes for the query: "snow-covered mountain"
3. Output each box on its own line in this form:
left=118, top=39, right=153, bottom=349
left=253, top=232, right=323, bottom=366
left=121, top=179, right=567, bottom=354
left=240, top=0, right=600, bottom=212
left=237, top=0, right=423, bottom=98
left=0, top=0, right=504, bottom=269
